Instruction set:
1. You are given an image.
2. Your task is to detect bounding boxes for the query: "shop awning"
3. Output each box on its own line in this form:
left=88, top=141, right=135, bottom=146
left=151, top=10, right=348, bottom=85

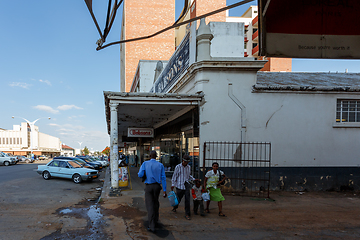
left=104, top=91, right=203, bottom=137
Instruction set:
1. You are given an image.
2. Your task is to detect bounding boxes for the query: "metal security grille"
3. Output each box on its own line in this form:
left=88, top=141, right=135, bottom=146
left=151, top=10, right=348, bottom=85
left=336, top=99, right=360, bottom=122
left=203, top=142, right=271, bottom=198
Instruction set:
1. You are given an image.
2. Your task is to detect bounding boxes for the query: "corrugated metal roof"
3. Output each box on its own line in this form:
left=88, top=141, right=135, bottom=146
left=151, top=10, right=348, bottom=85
left=255, top=72, right=360, bottom=92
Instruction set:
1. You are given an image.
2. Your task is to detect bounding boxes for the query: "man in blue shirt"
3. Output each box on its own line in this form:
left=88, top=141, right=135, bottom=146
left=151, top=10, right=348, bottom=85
left=138, top=151, right=167, bottom=232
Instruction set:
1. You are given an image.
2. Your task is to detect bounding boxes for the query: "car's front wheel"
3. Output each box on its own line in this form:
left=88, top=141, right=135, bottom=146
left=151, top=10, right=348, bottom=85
left=72, top=174, right=82, bottom=184
left=42, top=171, right=51, bottom=180
left=4, top=161, right=10, bottom=166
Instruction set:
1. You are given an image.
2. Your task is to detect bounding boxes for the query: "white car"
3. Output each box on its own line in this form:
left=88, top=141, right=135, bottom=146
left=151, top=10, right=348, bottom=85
left=0, top=152, right=17, bottom=166
left=90, top=156, right=109, bottom=167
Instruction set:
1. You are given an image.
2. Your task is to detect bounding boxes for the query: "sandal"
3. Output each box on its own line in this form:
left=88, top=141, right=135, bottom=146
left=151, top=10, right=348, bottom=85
left=205, top=209, right=210, bottom=213
left=218, top=212, right=226, bottom=217
left=171, top=208, right=176, bottom=213
left=185, top=215, right=191, bottom=220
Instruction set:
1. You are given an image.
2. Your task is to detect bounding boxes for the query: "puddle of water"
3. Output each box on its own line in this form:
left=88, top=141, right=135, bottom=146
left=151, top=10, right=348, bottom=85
left=59, top=208, right=72, bottom=214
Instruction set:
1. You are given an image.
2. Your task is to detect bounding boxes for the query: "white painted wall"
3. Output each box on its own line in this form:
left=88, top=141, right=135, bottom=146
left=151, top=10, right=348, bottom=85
left=134, top=60, right=168, bottom=92
left=38, top=132, right=61, bottom=150
left=209, top=22, right=245, bottom=58
left=176, top=60, right=360, bottom=168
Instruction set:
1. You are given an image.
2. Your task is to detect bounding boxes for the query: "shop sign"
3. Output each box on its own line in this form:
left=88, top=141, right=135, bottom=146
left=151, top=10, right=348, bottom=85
left=150, top=32, right=190, bottom=93
left=128, top=128, right=154, bottom=138
left=259, top=0, right=360, bottom=59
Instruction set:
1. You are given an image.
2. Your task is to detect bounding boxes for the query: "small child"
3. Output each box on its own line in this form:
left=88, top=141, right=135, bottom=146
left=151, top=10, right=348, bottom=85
left=191, top=180, right=205, bottom=216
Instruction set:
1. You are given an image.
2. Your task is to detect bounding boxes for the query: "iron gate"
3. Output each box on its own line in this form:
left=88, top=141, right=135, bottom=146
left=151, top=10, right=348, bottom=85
left=203, top=142, right=271, bottom=198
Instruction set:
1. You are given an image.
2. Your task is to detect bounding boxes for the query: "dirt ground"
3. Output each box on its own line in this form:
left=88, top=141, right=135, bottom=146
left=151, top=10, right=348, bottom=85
left=99, top=173, right=360, bottom=240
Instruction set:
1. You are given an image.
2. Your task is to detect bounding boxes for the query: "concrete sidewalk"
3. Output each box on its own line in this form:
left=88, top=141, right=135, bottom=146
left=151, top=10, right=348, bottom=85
left=99, top=166, right=360, bottom=240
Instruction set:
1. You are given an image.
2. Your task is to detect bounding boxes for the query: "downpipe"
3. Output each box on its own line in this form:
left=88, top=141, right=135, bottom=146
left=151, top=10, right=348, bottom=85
left=228, top=83, right=246, bottom=142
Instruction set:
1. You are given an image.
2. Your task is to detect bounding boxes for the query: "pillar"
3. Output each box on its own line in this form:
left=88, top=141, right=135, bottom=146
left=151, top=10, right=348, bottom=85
left=196, top=18, right=213, bottom=62
left=110, top=102, right=119, bottom=189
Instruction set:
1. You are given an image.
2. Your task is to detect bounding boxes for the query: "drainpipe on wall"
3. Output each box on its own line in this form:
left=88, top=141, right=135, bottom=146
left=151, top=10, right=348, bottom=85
left=228, top=83, right=246, bottom=142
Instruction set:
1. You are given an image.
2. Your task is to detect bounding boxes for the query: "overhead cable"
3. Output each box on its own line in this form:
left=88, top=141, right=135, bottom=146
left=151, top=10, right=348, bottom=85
left=96, top=0, right=255, bottom=51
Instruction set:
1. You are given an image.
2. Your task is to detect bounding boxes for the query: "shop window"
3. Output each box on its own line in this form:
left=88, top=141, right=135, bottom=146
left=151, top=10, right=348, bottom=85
left=335, top=99, right=360, bottom=127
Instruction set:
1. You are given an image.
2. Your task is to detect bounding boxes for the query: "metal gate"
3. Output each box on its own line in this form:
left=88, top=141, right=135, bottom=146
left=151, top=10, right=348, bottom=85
left=203, top=142, right=271, bottom=198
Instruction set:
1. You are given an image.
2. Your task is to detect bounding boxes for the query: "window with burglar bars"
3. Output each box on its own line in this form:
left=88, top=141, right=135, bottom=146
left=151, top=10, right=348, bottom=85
left=336, top=99, right=360, bottom=123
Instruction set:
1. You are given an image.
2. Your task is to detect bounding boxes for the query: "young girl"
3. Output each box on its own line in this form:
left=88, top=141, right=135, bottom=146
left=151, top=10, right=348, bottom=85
left=204, top=162, right=227, bottom=217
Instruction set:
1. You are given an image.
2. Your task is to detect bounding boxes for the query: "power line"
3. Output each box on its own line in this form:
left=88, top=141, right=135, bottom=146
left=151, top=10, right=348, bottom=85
left=96, top=0, right=254, bottom=51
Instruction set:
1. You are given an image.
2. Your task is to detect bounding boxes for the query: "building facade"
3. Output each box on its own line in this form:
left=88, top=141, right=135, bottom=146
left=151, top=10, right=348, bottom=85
left=106, top=2, right=359, bottom=191
left=105, top=17, right=360, bottom=192
left=61, top=144, right=75, bottom=157
left=0, top=122, right=61, bottom=157
left=227, top=5, right=292, bottom=72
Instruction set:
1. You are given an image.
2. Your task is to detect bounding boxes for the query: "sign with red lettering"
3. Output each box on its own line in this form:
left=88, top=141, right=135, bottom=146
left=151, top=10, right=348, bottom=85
left=127, top=128, right=154, bottom=138
left=258, top=0, right=360, bottom=59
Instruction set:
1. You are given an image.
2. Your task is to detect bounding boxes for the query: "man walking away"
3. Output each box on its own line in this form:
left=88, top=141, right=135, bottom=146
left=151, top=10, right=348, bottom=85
left=138, top=151, right=167, bottom=232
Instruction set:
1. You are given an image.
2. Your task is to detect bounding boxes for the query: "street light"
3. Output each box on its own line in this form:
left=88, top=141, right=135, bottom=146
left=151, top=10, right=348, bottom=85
left=12, top=116, right=51, bottom=158
left=78, top=142, right=83, bottom=155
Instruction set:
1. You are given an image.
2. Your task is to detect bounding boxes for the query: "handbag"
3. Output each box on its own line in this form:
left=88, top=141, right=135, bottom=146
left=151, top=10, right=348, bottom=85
left=168, top=191, right=179, bottom=207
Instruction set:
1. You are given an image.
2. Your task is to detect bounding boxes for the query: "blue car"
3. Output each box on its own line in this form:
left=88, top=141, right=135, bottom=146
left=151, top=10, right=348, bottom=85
left=37, top=158, right=99, bottom=183
left=76, top=156, right=103, bottom=171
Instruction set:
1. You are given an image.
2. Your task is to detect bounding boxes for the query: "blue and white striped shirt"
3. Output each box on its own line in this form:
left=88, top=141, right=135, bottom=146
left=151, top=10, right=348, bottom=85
left=171, top=163, right=194, bottom=190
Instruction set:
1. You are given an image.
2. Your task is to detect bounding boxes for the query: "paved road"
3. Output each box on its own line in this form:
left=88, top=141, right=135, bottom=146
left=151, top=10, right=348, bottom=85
left=0, top=162, right=105, bottom=240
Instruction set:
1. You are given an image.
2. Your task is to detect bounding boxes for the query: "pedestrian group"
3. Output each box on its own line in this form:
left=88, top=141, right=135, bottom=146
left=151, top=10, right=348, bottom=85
left=138, top=151, right=227, bottom=233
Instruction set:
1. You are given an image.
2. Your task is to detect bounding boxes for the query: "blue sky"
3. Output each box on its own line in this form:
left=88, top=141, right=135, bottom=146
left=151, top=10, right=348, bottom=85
left=1, top=0, right=359, bottom=152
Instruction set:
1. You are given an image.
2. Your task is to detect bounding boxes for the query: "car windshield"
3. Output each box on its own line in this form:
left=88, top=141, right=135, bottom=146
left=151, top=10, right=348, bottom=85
left=68, top=160, right=82, bottom=168
left=73, top=159, right=86, bottom=165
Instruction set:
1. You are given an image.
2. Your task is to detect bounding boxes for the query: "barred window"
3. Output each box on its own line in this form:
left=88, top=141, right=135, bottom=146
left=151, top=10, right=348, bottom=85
left=336, top=99, right=360, bottom=123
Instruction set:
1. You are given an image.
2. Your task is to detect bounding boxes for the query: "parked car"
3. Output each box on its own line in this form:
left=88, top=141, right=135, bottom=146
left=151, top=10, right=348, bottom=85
left=76, top=156, right=103, bottom=170
left=0, top=152, right=17, bottom=166
left=38, top=155, right=48, bottom=160
left=89, top=156, right=109, bottom=167
left=53, top=157, right=95, bottom=169
left=18, top=156, right=34, bottom=163
left=36, top=158, right=99, bottom=183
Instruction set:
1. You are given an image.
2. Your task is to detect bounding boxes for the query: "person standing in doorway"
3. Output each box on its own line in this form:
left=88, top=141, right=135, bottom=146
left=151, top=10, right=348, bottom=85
left=138, top=151, right=167, bottom=232
left=171, top=154, right=195, bottom=220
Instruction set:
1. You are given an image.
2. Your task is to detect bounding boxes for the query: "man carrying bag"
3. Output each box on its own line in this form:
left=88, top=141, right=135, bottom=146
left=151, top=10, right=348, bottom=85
left=138, top=151, right=167, bottom=233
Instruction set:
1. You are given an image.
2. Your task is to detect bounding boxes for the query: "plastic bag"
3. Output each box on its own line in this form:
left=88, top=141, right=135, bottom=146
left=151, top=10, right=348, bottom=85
left=202, top=191, right=210, bottom=202
left=168, top=191, right=179, bottom=207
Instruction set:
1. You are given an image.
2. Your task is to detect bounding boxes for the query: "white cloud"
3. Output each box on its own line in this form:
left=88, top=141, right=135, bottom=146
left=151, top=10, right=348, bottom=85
left=33, top=105, right=59, bottom=114
left=39, top=79, right=51, bottom=86
left=57, top=105, right=83, bottom=111
left=9, top=82, right=32, bottom=89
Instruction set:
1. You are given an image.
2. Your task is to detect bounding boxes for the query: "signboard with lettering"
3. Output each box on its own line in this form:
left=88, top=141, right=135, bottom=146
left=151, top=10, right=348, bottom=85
left=258, top=0, right=360, bottom=59
left=150, top=33, right=190, bottom=93
left=128, top=128, right=154, bottom=138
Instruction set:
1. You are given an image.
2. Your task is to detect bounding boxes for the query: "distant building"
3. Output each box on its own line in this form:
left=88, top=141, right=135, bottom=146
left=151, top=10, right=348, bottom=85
left=0, top=122, right=61, bottom=157
left=61, top=144, right=75, bottom=157
left=227, top=5, right=292, bottom=72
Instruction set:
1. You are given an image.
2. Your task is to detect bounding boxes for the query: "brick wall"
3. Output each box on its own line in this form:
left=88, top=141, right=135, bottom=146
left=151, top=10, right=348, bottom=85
left=123, top=0, right=175, bottom=92
left=195, top=0, right=226, bottom=23
left=260, top=57, right=292, bottom=72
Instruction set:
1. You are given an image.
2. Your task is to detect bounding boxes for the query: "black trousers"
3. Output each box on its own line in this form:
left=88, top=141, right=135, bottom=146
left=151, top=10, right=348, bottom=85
left=145, top=183, right=162, bottom=231
left=173, top=183, right=191, bottom=216
left=193, top=199, right=204, bottom=214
